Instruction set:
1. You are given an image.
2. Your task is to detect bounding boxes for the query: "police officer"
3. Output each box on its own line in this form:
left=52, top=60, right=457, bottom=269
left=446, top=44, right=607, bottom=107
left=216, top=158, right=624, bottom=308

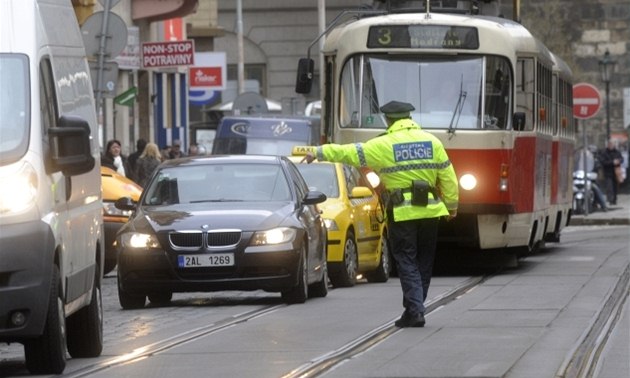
left=304, top=100, right=459, bottom=327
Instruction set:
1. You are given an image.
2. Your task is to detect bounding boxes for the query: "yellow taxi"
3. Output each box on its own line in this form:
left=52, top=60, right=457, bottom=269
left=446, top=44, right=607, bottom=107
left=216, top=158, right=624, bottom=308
left=101, top=166, right=143, bottom=274
left=291, top=147, right=390, bottom=287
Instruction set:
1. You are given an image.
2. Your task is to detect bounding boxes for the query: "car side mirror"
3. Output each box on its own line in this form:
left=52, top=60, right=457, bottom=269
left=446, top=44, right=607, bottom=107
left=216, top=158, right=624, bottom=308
left=295, top=58, right=314, bottom=94
left=350, top=186, right=373, bottom=199
left=115, top=196, right=136, bottom=211
left=303, top=190, right=326, bottom=205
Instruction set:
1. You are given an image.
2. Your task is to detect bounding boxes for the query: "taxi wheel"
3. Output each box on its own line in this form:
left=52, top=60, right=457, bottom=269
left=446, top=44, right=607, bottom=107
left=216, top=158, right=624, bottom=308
left=329, top=230, right=358, bottom=288
left=366, top=232, right=390, bottom=283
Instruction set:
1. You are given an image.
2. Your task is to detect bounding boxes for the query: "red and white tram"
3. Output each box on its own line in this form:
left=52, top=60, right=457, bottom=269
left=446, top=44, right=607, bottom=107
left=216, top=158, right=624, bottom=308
left=296, top=1, right=576, bottom=258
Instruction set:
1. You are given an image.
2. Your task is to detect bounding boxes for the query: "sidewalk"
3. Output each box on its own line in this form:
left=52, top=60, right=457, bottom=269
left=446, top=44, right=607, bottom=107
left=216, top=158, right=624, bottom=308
left=569, top=193, right=630, bottom=226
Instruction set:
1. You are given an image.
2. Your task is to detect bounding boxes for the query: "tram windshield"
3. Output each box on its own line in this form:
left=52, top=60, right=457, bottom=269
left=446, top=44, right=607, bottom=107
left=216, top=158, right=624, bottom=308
left=339, top=54, right=511, bottom=131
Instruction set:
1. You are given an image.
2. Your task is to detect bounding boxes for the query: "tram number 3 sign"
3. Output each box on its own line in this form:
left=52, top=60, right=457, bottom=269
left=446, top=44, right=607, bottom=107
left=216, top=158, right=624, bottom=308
left=573, top=83, right=601, bottom=119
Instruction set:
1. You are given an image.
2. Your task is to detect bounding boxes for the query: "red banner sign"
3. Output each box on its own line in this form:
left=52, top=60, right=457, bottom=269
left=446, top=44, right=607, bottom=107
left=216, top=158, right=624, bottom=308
left=142, top=40, right=194, bottom=68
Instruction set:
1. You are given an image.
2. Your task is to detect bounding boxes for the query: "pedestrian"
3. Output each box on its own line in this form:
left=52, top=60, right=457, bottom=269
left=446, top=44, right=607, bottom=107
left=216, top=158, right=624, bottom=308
left=168, top=139, right=187, bottom=159
left=127, top=138, right=147, bottom=182
left=188, top=143, right=199, bottom=156
left=136, top=143, right=163, bottom=188
left=598, top=139, right=624, bottom=205
left=304, top=100, right=459, bottom=327
left=101, top=139, right=132, bottom=179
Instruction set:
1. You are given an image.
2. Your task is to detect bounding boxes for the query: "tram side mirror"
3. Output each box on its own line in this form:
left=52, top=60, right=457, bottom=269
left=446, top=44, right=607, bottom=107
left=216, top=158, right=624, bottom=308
left=295, top=58, right=314, bottom=94
left=513, top=112, right=526, bottom=131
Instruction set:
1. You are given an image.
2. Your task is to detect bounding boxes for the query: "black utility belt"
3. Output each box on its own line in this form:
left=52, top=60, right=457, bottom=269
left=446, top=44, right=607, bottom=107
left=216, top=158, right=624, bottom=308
left=383, top=180, right=439, bottom=207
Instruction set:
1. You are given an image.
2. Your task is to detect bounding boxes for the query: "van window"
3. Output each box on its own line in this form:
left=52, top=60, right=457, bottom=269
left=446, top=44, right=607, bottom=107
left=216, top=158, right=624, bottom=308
left=0, top=54, right=30, bottom=164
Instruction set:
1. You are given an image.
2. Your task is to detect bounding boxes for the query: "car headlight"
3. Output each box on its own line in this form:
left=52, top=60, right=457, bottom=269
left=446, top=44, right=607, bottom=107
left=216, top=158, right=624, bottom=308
left=119, top=232, right=161, bottom=249
left=250, top=227, right=297, bottom=246
left=323, top=218, right=338, bottom=231
left=0, top=162, right=38, bottom=215
left=103, top=201, right=132, bottom=217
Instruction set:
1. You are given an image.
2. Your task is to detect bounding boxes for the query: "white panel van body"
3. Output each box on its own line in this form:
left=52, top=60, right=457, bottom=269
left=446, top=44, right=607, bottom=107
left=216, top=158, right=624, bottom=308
left=0, top=0, right=104, bottom=373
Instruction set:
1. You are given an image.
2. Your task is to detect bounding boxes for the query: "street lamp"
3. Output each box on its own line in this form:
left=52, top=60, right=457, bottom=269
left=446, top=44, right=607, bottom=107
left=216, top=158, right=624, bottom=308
left=598, top=49, right=617, bottom=142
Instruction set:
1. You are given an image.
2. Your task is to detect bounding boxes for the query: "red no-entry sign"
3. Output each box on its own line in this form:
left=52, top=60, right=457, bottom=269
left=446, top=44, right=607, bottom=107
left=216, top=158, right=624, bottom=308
left=573, top=83, right=601, bottom=119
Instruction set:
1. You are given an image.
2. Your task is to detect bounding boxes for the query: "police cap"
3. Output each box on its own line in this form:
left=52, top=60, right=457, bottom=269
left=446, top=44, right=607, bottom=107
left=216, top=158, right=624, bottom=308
left=380, top=101, right=415, bottom=119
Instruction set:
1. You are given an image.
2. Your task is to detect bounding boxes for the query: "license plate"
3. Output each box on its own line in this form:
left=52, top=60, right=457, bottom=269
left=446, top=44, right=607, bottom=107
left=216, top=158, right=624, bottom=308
left=177, top=253, right=234, bottom=268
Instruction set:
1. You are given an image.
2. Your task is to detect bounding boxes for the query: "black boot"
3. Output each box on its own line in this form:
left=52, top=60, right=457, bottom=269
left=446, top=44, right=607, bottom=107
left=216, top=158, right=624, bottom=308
left=394, top=310, right=425, bottom=328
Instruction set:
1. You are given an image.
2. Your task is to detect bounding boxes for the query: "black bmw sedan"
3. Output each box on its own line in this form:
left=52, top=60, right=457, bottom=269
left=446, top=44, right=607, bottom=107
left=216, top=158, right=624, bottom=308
left=114, top=155, right=328, bottom=308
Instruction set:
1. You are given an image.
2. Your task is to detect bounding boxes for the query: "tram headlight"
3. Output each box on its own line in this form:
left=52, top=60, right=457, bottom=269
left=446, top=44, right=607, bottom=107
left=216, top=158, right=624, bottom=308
left=459, top=174, right=477, bottom=191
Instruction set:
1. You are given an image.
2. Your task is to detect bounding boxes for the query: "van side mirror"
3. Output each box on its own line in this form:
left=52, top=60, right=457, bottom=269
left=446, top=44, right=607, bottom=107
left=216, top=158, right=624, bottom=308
left=295, top=58, right=314, bottom=94
left=48, top=115, right=95, bottom=176
left=513, top=112, right=526, bottom=131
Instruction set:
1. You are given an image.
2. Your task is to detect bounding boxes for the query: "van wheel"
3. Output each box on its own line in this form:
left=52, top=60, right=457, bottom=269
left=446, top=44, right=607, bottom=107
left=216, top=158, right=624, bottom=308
left=67, top=262, right=103, bottom=358
left=366, top=232, right=390, bottom=283
left=329, top=230, right=357, bottom=288
left=24, top=266, right=66, bottom=374
left=281, top=247, right=308, bottom=304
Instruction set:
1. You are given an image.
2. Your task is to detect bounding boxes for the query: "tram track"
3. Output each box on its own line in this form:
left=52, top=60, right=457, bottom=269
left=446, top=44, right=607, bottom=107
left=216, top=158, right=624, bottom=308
left=556, top=261, right=630, bottom=378
left=281, top=275, right=488, bottom=378
left=62, top=304, right=285, bottom=378
left=58, top=275, right=488, bottom=378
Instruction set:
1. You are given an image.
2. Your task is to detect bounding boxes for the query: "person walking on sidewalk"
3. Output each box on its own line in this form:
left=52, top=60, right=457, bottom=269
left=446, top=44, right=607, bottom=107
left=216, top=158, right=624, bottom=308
left=599, top=140, right=624, bottom=205
left=303, top=101, right=459, bottom=327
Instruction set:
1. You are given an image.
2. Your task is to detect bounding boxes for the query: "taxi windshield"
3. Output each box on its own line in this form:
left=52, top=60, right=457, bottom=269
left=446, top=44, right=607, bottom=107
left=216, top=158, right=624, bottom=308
left=339, top=54, right=511, bottom=130
left=295, top=163, right=339, bottom=198
left=0, top=54, right=30, bottom=165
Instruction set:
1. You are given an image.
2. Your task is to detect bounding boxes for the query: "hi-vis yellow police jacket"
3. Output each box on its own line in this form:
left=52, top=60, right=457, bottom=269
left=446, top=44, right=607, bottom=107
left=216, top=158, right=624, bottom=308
left=315, top=119, right=459, bottom=222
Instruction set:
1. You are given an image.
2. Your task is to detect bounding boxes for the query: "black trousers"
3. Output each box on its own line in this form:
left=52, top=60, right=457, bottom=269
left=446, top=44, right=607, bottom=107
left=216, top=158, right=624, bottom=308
left=387, top=216, right=439, bottom=316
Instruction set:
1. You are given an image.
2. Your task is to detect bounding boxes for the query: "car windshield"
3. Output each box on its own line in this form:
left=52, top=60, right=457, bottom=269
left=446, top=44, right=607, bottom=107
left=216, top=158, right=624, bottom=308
left=143, top=163, right=292, bottom=205
left=0, top=54, right=30, bottom=164
left=295, top=163, right=339, bottom=198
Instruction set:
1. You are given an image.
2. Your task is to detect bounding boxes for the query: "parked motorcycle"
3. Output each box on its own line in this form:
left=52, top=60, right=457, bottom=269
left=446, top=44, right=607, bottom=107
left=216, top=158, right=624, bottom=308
left=572, top=170, right=599, bottom=214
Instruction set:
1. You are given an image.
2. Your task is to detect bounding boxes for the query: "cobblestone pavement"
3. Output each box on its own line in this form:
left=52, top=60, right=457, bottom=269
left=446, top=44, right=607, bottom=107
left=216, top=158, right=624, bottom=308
left=0, top=271, right=279, bottom=362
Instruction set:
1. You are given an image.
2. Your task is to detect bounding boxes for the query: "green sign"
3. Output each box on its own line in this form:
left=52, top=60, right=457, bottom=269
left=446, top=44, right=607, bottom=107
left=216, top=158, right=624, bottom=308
left=114, top=86, right=137, bottom=107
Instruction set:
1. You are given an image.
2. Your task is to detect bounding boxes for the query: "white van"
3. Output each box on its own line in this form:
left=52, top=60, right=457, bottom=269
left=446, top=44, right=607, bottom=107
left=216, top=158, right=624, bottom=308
left=0, top=0, right=104, bottom=374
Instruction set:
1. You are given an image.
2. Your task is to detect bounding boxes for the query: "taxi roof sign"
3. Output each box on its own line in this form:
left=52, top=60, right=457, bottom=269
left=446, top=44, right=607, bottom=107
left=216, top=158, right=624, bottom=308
left=292, top=146, right=317, bottom=156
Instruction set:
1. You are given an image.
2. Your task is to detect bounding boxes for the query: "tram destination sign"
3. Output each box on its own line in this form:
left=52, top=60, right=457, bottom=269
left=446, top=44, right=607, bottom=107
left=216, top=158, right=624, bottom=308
left=367, top=25, right=479, bottom=49
left=142, top=40, right=195, bottom=68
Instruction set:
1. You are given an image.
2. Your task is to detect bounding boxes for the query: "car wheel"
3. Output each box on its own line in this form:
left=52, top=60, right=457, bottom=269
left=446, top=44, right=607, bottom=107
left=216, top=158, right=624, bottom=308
left=67, top=261, right=104, bottom=358
left=281, top=246, right=308, bottom=304
left=103, top=258, right=117, bottom=275
left=24, top=265, right=66, bottom=375
left=329, top=230, right=357, bottom=288
left=117, top=273, right=146, bottom=310
left=366, top=232, right=390, bottom=283
left=308, top=260, right=329, bottom=298
left=148, top=292, right=173, bottom=305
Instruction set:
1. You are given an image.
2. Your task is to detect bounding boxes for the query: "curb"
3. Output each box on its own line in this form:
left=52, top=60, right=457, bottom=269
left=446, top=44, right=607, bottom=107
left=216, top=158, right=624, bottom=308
left=569, top=218, right=630, bottom=226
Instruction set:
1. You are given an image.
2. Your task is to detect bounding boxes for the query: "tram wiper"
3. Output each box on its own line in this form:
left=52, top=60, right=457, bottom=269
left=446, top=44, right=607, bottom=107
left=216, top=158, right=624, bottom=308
left=447, top=76, right=467, bottom=138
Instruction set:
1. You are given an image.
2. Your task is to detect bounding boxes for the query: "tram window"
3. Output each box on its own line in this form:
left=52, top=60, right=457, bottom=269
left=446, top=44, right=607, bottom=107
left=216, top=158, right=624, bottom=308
left=516, top=58, right=535, bottom=131
left=484, top=57, right=511, bottom=130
